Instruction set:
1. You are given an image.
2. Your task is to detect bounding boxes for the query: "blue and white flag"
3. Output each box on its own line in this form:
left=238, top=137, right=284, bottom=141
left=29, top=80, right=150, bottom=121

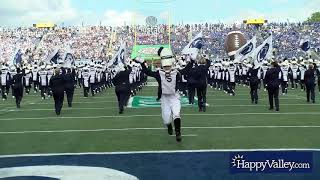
left=254, top=34, right=273, bottom=66
left=234, top=36, right=257, bottom=62
left=110, top=42, right=126, bottom=67
left=182, top=32, right=203, bottom=60
left=14, top=49, right=23, bottom=65
left=63, top=45, right=75, bottom=67
left=46, top=47, right=59, bottom=64
left=300, top=36, right=311, bottom=52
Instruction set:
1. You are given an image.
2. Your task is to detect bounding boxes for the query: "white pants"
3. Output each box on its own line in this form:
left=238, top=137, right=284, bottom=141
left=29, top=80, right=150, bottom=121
left=161, top=93, right=181, bottom=125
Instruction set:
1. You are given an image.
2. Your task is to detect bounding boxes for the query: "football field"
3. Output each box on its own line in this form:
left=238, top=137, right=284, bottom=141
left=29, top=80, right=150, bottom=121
left=0, top=84, right=320, bottom=155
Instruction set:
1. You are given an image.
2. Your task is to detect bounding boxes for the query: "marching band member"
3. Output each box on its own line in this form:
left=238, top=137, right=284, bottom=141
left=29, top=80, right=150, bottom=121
left=50, top=68, right=65, bottom=115
left=32, top=64, right=39, bottom=93
left=299, top=60, right=307, bottom=91
left=64, top=67, right=76, bottom=107
left=280, top=61, right=289, bottom=95
left=112, top=63, right=132, bottom=114
left=12, top=68, right=24, bottom=108
left=9, top=65, right=17, bottom=98
left=261, top=61, right=269, bottom=91
left=227, top=61, right=237, bottom=96
left=289, top=60, right=299, bottom=89
left=24, top=66, right=33, bottom=94
left=82, top=65, right=90, bottom=97
left=304, top=63, right=316, bottom=103
left=89, top=63, right=97, bottom=96
left=192, top=54, right=211, bottom=112
left=0, top=65, right=10, bottom=100
left=248, top=64, right=260, bottom=104
left=265, top=61, right=281, bottom=111
left=47, top=65, right=54, bottom=97
left=315, top=60, right=320, bottom=93
left=38, top=65, right=48, bottom=100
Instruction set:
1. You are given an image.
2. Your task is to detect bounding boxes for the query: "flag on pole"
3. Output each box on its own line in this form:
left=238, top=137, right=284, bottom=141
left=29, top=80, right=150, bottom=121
left=234, top=36, right=257, bottom=62
left=63, top=45, right=75, bottom=67
left=46, top=47, right=59, bottom=64
left=14, top=49, right=23, bottom=65
left=300, top=36, right=311, bottom=52
left=182, top=32, right=203, bottom=60
left=254, top=34, right=273, bottom=66
left=109, top=41, right=126, bottom=67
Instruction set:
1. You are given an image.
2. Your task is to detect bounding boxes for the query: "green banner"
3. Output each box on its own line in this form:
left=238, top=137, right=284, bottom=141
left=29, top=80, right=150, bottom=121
left=128, top=96, right=197, bottom=108
left=131, top=44, right=170, bottom=60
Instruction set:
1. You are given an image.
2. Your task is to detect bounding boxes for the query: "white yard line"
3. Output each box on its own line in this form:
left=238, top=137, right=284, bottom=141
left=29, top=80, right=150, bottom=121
left=0, top=107, right=118, bottom=112
left=170, top=134, right=198, bottom=137
left=1, top=112, right=320, bottom=121
left=0, top=125, right=319, bottom=135
left=1, top=148, right=320, bottom=158
left=1, top=103, right=319, bottom=112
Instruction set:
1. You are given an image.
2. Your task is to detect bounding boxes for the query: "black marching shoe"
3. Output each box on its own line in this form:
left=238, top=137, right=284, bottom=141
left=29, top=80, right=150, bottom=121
left=269, top=107, right=274, bottom=110
left=167, top=124, right=173, bottom=135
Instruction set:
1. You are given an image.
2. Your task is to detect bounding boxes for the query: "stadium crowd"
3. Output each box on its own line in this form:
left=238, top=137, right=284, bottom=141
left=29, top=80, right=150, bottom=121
left=1, top=22, right=320, bottom=64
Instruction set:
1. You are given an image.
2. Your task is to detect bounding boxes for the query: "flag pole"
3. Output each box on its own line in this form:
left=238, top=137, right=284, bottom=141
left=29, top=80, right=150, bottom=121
left=168, top=11, right=171, bottom=49
left=134, top=12, right=137, bottom=48
left=134, top=12, right=137, bottom=58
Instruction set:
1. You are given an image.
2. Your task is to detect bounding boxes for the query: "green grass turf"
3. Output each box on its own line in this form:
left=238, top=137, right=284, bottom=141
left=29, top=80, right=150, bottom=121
left=0, top=85, right=320, bottom=155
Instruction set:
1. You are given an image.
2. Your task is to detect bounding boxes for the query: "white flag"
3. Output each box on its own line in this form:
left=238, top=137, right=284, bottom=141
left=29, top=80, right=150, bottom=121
left=254, top=34, right=273, bottom=67
left=182, top=32, right=203, bottom=60
left=109, top=41, right=126, bottom=67
left=234, top=36, right=256, bottom=62
left=46, top=47, right=59, bottom=64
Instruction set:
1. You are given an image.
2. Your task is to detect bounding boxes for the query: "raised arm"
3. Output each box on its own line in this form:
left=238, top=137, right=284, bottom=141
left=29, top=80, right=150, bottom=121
left=139, top=61, right=160, bottom=81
